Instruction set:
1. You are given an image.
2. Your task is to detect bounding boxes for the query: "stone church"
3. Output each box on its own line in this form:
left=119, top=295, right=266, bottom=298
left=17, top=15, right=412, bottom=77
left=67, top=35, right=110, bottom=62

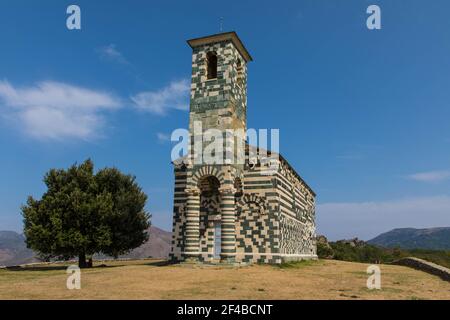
left=169, top=32, right=316, bottom=264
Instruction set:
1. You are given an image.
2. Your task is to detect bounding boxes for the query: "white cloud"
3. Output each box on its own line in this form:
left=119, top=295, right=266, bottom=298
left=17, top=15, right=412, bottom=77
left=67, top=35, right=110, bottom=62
left=406, top=170, right=450, bottom=183
left=156, top=132, right=170, bottom=143
left=96, top=44, right=129, bottom=64
left=0, top=80, right=121, bottom=141
left=131, top=79, right=190, bottom=115
left=316, top=195, right=450, bottom=241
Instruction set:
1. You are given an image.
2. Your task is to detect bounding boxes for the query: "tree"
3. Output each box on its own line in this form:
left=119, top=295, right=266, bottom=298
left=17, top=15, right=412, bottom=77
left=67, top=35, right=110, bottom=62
left=22, top=159, right=150, bottom=268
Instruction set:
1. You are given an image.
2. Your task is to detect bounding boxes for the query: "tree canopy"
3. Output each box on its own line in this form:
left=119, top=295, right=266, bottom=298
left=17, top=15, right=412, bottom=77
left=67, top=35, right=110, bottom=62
left=22, top=159, right=150, bottom=267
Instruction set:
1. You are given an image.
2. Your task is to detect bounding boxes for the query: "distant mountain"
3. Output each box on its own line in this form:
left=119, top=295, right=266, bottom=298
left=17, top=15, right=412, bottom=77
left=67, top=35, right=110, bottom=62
left=0, top=231, right=36, bottom=266
left=368, top=227, right=450, bottom=250
left=0, top=226, right=172, bottom=267
left=118, top=226, right=171, bottom=259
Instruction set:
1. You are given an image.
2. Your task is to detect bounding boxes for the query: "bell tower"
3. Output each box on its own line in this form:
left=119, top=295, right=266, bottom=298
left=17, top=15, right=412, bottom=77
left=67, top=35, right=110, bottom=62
left=187, top=32, right=252, bottom=170
left=180, top=32, right=252, bottom=263
left=187, top=31, right=252, bottom=134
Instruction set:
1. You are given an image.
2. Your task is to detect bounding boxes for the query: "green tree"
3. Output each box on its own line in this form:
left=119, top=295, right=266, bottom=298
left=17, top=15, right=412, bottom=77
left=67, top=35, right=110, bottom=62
left=22, top=159, right=150, bottom=268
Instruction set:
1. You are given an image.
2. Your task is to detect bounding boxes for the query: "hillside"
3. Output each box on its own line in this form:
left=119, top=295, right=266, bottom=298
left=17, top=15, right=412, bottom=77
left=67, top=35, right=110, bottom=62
left=0, top=226, right=171, bottom=267
left=368, top=227, right=450, bottom=250
left=0, top=231, right=36, bottom=266
left=317, top=236, right=450, bottom=269
left=117, top=226, right=171, bottom=259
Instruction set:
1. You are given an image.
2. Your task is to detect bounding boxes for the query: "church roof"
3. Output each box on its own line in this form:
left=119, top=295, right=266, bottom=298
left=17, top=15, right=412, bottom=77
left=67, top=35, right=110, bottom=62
left=187, top=31, right=253, bottom=63
left=246, top=144, right=316, bottom=197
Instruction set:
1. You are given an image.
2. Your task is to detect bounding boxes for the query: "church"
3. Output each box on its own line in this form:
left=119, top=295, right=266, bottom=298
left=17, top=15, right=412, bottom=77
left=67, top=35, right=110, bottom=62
left=169, top=32, right=317, bottom=264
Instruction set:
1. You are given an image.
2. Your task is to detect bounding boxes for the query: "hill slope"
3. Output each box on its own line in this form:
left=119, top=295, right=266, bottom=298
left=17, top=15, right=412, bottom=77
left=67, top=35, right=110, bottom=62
left=119, top=226, right=171, bottom=259
left=0, top=226, right=171, bottom=266
left=0, top=231, right=36, bottom=266
left=317, top=235, right=450, bottom=268
left=368, top=227, right=450, bottom=250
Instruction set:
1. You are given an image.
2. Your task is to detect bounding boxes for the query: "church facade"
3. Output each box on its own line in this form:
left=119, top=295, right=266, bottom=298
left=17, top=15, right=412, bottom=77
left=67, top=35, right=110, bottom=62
left=169, top=32, right=317, bottom=264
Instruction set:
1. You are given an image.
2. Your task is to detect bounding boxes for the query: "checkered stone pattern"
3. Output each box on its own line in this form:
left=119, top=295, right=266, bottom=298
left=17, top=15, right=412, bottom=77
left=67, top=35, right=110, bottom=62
left=169, top=157, right=317, bottom=264
left=276, top=160, right=317, bottom=259
left=169, top=204, right=185, bottom=262
left=169, top=165, right=187, bottom=262
left=190, top=41, right=247, bottom=121
left=235, top=193, right=280, bottom=264
left=279, top=214, right=316, bottom=256
left=236, top=194, right=271, bottom=251
left=189, top=38, right=247, bottom=172
left=169, top=33, right=317, bottom=264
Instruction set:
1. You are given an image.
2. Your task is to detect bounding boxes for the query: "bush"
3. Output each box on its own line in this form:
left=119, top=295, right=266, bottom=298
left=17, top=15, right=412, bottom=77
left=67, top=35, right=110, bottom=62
left=317, top=241, right=334, bottom=259
left=320, top=239, right=450, bottom=268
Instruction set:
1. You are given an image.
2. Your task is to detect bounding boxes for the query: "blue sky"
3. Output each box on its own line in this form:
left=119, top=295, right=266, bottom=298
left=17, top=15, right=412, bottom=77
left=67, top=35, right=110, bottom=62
left=0, top=0, right=449, bottom=240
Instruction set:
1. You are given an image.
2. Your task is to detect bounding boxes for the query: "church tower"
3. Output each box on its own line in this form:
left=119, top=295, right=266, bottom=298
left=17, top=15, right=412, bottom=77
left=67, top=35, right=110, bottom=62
left=186, top=32, right=252, bottom=171
left=180, top=32, right=253, bottom=263
left=187, top=31, right=252, bottom=136
left=170, top=32, right=317, bottom=265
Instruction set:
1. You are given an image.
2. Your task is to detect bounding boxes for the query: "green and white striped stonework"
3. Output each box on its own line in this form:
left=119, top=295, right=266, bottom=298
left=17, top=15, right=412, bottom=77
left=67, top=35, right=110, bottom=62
left=188, top=33, right=248, bottom=173
left=169, top=32, right=317, bottom=264
left=218, top=186, right=237, bottom=262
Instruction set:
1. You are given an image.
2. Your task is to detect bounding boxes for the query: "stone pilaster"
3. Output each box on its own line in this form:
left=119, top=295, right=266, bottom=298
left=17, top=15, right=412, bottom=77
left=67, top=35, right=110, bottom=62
left=219, top=186, right=237, bottom=263
left=183, top=187, right=200, bottom=262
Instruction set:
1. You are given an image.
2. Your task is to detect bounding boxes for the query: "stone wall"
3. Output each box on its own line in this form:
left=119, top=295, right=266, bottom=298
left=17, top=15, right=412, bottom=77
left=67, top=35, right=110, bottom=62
left=235, top=172, right=280, bottom=264
left=169, top=164, right=187, bottom=262
left=276, top=157, right=317, bottom=259
left=394, top=257, right=450, bottom=282
left=169, top=156, right=318, bottom=264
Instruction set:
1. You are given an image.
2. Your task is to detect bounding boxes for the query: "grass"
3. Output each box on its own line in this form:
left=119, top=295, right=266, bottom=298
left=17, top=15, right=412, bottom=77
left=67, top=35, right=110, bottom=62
left=0, top=259, right=449, bottom=300
left=277, top=259, right=323, bottom=269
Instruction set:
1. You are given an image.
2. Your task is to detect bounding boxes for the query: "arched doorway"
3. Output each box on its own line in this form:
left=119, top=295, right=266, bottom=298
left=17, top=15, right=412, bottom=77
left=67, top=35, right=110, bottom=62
left=213, top=221, right=221, bottom=259
left=198, top=175, right=221, bottom=260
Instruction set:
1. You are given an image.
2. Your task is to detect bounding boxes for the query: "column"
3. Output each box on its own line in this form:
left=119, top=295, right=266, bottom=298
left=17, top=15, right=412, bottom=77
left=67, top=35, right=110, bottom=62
left=183, top=187, right=200, bottom=262
left=219, top=186, right=237, bottom=263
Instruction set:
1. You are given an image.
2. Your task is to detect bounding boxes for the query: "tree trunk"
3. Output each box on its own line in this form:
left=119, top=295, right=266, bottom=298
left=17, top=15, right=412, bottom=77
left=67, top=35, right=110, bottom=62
left=78, top=253, right=87, bottom=268
left=87, top=256, right=93, bottom=268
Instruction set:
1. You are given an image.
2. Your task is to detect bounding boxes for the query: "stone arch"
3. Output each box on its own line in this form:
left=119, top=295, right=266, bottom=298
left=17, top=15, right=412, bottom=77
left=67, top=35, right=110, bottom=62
left=191, top=166, right=225, bottom=186
left=198, top=175, right=221, bottom=195
left=236, top=59, right=244, bottom=87
left=206, top=51, right=217, bottom=79
left=237, top=193, right=268, bottom=218
left=234, top=177, right=243, bottom=197
left=196, top=174, right=222, bottom=259
left=236, top=193, right=272, bottom=254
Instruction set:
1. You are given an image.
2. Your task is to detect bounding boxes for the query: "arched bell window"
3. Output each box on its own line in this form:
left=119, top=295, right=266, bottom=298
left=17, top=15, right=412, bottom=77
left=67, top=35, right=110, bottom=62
left=236, top=59, right=244, bottom=87
left=206, top=52, right=217, bottom=79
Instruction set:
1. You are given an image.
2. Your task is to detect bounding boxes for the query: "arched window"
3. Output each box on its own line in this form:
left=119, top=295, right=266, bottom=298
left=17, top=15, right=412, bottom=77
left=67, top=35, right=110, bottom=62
left=236, top=59, right=244, bottom=87
left=206, top=52, right=217, bottom=79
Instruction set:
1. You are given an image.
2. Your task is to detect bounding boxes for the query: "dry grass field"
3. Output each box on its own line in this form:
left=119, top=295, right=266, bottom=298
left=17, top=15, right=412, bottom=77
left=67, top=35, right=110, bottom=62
left=0, top=259, right=449, bottom=300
